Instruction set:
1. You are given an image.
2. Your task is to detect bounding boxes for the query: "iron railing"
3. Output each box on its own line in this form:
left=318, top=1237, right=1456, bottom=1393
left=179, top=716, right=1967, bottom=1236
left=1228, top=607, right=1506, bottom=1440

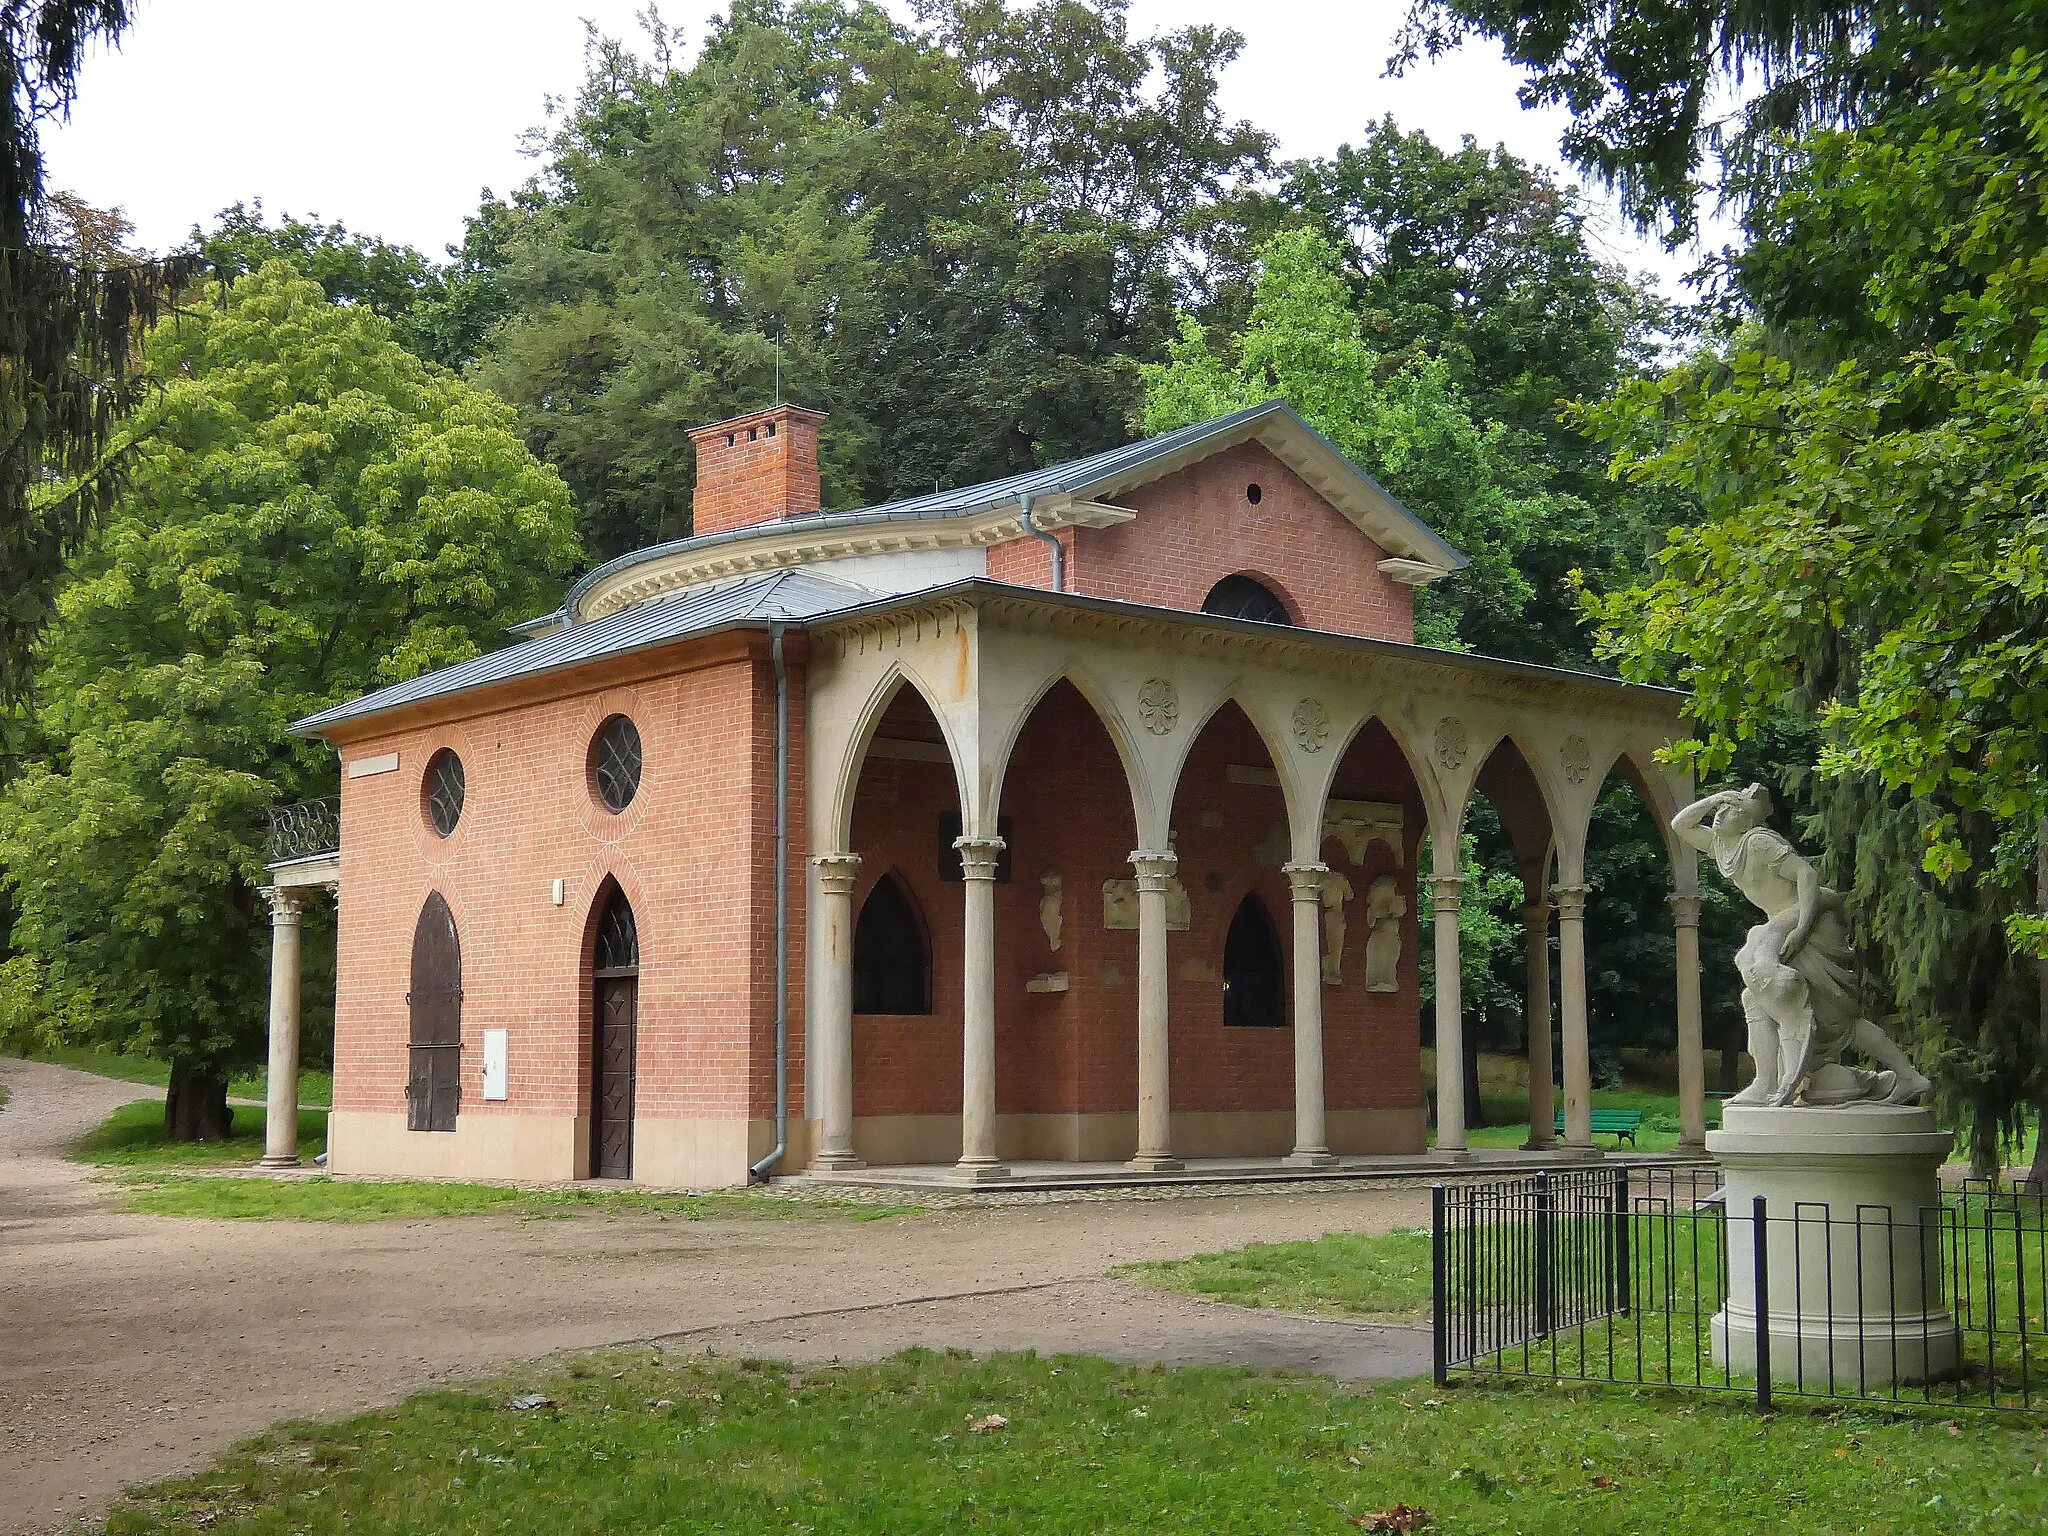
left=266, top=797, right=340, bottom=864
left=1434, top=1168, right=2048, bottom=1415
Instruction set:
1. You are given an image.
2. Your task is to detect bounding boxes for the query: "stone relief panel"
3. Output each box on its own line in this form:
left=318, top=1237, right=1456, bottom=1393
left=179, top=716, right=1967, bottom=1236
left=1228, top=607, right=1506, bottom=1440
left=1323, top=799, right=1404, bottom=866
left=1319, top=870, right=1354, bottom=986
left=1561, top=734, right=1592, bottom=786
left=1291, top=697, right=1330, bottom=753
left=1364, top=873, right=1406, bottom=992
left=1101, top=876, right=1192, bottom=931
left=1039, top=869, right=1063, bottom=951
left=1433, top=715, right=1469, bottom=773
left=1137, top=677, right=1180, bottom=736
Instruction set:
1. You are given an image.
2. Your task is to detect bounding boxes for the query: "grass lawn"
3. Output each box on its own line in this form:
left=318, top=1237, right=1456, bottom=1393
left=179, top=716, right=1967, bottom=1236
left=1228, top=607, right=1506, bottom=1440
left=74, top=1098, right=329, bottom=1167
left=105, top=1348, right=2048, bottom=1534
left=10, top=1045, right=333, bottom=1106
left=1121, top=1229, right=1432, bottom=1323
left=108, top=1174, right=919, bottom=1223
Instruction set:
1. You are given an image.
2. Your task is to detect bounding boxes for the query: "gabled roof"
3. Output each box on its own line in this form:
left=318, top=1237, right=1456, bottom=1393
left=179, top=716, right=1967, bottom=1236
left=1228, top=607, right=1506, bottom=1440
left=559, top=399, right=1466, bottom=624
left=292, top=569, right=871, bottom=736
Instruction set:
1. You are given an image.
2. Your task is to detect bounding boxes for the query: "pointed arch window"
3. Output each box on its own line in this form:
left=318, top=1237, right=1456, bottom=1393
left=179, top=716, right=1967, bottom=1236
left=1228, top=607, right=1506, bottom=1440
left=853, top=873, right=932, bottom=1015
left=1222, top=892, right=1286, bottom=1027
left=1202, top=575, right=1293, bottom=626
left=590, top=885, right=639, bottom=1180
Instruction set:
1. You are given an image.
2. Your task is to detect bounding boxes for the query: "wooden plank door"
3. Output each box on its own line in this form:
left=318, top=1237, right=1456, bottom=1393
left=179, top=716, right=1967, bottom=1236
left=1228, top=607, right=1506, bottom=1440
left=592, top=975, right=637, bottom=1178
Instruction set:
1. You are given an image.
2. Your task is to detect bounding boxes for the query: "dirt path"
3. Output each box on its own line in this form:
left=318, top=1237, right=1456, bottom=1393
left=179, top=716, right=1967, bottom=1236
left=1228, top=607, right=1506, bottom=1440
left=0, top=1058, right=1430, bottom=1533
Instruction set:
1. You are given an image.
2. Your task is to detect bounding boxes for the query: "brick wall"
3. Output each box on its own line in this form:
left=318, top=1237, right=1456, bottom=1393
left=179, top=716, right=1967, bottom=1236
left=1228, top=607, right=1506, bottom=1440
left=1064, top=442, right=1416, bottom=643
left=331, top=639, right=802, bottom=1149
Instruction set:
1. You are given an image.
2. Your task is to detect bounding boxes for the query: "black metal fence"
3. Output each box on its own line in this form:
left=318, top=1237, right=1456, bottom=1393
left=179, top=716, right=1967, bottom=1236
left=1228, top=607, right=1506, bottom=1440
left=1432, top=1167, right=2048, bottom=1414
left=267, top=797, right=340, bottom=864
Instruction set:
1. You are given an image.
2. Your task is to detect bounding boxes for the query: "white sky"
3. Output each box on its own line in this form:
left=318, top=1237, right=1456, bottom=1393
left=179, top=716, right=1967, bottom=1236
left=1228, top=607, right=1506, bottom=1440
left=43, top=0, right=1725, bottom=294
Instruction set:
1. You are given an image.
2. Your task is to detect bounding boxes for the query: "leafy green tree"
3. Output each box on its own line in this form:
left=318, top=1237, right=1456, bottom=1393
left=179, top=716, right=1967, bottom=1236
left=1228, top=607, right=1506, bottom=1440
left=1577, top=55, right=2048, bottom=1169
left=471, top=0, right=1271, bottom=561
left=3, top=1, right=193, bottom=701
left=0, top=264, right=579, bottom=1135
left=1141, top=226, right=1541, bottom=651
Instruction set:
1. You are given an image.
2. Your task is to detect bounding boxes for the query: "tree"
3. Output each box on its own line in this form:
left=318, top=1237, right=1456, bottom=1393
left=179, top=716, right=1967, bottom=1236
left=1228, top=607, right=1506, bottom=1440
left=0, top=264, right=580, bottom=1136
left=1141, top=226, right=1542, bottom=651
left=2, top=0, right=193, bottom=701
left=471, top=0, right=1272, bottom=562
left=1577, top=55, right=2048, bottom=1169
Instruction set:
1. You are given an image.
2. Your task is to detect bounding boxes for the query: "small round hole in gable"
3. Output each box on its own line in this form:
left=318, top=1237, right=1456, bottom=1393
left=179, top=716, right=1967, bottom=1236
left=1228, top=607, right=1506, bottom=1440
left=1245, top=482, right=1264, bottom=506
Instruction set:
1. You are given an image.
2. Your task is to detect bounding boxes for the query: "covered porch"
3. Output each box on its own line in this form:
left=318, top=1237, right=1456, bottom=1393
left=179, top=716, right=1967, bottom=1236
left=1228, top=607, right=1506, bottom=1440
left=801, top=582, right=1707, bottom=1183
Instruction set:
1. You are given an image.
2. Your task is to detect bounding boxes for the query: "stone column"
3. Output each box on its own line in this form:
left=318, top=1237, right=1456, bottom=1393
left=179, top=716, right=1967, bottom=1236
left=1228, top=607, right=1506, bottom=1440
left=812, top=853, right=864, bottom=1170
left=261, top=886, right=309, bottom=1167
left=1128, top=849, right=1182, bottom=1171
left=1431, top=873, right=1466, bottom=1154
left=1283, top=861, right=1336, bottom=1167
left=1522, top=898, right=1555, bottom=1151
left=954, top=836, right=1009, bottom=1181
left=1671, top=892, right=1707, bottom=1150
left=1553, top=882, right=1593, bottom=1150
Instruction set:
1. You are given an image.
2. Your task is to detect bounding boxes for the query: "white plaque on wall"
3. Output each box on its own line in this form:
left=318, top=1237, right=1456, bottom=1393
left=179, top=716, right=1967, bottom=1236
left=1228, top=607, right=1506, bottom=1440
left=481, top=1028, right=509, bottom=1101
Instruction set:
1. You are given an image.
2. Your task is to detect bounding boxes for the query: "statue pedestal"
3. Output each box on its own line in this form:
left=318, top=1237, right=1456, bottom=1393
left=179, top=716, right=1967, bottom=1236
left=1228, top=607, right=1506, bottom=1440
left=1708, top=1103, right=1961, bottom=1388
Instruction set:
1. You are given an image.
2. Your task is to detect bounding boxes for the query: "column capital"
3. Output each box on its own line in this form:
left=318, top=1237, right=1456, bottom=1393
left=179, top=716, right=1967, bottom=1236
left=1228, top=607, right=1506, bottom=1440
left=953, top=835, right=1006, bottom=882
left=1520, top=899, right=1552, bottom=923
left=813, top=851, right=863, bottom=895
left=1282, top=860, right=1331, bottom=899
left=1429, top=873, right=1464, bottom=910
left=262, top=886, right=312, bottom=925
left=1551, top=882, right=1589, bottom=920
left=1668, top=892, right=1703, bottom=927
left=1127, top=848, right=1179, bottom=890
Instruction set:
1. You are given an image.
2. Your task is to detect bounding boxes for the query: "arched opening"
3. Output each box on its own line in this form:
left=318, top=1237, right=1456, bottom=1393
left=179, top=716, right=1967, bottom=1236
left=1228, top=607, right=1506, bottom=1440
left=1222, top=893, right=1285, bottom=1027
left=589, top=884, right=639, bottom=1179
left=846, top=679, right=964, bottom=1146
left=1201, top=574, right=1293, bottom=625
left=406, top=892, right=462, bottom=1132
left=853, top=872, right=932, bottom=1015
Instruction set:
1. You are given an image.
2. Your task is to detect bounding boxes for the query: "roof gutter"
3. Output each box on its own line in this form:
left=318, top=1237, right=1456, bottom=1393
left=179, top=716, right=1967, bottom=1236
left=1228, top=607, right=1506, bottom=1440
left=751, top=621, right=793, bottom=1183
left=1016, top=494, right=1064, bottom=593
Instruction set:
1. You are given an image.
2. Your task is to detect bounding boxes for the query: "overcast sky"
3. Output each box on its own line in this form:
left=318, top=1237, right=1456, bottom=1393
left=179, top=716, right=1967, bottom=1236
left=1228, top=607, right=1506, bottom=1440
left=43, top=0, right=1721, bottom=293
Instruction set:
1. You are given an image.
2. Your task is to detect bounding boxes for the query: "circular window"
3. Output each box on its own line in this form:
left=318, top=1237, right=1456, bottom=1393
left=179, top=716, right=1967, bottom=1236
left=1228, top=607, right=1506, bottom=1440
left=423, top=749, right=466, bottom=838
left=591, top=715, right=643, bottom=814
left=1245, top=482, right=1264, bottom=506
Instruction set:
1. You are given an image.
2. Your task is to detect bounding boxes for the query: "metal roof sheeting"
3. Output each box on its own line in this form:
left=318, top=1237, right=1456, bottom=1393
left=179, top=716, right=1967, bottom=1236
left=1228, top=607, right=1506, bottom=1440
left=292, top=568, right=874, bottom=735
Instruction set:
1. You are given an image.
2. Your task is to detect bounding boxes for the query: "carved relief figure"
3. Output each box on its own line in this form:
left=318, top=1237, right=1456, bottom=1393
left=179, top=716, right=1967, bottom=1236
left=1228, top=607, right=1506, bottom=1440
left=1364, top=875, right=1405, bottom=992
left=1673, top=785, right=1931, bottom=1106
left=1319, top=870, right=1354, bottom=985
left=1102, top=877, right=1191, bottom=931
left=1039, top=870, right=1063, bottom=952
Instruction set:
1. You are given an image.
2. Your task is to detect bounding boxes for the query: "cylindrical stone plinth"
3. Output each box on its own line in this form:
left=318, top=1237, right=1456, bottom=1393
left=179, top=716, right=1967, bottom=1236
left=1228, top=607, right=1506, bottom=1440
left=1709, top=1103, right=1961, bottom=1387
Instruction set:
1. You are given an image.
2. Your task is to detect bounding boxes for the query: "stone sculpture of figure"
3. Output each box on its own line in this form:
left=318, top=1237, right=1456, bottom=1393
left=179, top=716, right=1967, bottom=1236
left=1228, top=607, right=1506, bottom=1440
left=1363, top=874, right=1405, bottom=993
left=1672, top=785, right=1930, bottom=1107
left=1039, top=870, right=1063, bottom=952
left=1319, top=871, right=1354, bottom=985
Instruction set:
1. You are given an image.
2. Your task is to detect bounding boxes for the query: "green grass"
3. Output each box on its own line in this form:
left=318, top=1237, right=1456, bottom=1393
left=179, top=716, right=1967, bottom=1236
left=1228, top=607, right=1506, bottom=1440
left=10, top=1045, right=332, bottom=1106
left=107, top=1173, right=920, bottom=1224
left=103, top=1349, right=2048, bottom=1534
left=1121, top=1229, right=1433, bottom=1322
left=74, top=1098, right=329, bottom=1167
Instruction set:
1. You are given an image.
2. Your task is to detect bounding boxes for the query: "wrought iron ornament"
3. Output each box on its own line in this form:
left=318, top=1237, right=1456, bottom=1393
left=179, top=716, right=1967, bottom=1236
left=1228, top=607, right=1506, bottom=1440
left=266, top=797, right=339, bottom=863
left=425, top=749, right=466, bottom=838
left=592, top=714, right=643, bottom=813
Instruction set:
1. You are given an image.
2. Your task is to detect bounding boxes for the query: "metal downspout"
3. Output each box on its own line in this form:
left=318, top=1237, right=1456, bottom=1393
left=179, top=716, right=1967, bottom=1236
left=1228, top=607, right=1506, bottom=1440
left=750, top=621, right=791, bottom=1182
left=1017, top=494, right=1064, bottom=592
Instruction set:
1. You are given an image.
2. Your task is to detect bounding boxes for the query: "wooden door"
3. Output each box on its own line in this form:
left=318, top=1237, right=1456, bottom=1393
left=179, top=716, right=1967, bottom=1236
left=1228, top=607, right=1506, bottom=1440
left=592, top=975, right=637, bottom=1179
left=407, top=892, right=462, bottom=1131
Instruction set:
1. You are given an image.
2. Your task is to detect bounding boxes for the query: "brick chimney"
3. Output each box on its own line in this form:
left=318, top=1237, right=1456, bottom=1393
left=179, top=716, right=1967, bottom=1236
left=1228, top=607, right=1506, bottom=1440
left=686, top=404, right=825, bottom=537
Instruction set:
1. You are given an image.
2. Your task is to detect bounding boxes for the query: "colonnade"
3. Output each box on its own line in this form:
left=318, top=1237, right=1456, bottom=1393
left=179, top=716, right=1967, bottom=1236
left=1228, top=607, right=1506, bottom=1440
left=256, top=879, right=337, bottom=1167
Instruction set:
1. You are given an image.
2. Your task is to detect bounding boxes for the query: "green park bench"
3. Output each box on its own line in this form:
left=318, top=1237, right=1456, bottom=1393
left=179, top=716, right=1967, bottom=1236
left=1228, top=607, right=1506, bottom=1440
left=1554, top=1108, right=1644, bottom=1148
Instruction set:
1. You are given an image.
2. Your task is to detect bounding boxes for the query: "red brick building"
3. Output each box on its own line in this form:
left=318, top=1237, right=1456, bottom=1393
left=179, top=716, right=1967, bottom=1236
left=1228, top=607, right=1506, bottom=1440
left=265, top=400, right=1703, bottom=1187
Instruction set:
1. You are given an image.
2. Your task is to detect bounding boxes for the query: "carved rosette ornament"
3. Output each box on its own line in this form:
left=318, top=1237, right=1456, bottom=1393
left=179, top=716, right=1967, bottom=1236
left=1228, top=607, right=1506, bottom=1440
left=1137, top=677, right=1180, bottom=736
left=1433, top=715, right=1469, bottom=773
left=1560, top=734, right=1592, bottom=786
left=1291, top=697, right=1329, bottom=753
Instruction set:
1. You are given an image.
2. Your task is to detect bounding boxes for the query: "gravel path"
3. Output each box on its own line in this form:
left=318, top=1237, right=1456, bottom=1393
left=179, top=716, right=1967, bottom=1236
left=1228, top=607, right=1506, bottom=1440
left=0, top=1056, right=1431, bottom=1533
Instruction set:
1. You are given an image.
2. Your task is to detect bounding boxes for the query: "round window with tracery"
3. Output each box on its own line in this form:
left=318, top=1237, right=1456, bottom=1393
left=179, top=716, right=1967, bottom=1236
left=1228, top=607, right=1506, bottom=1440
left=591, top=715, right=643, bottom=814
left=423, top=749, right=466, bottom=838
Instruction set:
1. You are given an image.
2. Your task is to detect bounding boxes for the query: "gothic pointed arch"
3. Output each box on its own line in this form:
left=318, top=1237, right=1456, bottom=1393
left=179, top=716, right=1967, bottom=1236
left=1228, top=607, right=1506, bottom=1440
left=589, top=881, right=640, bottom=1179
left=407, top=892, right=462, bottom=1132
left=1222, top=892, right=1286, bottom=1028
left=853, top=871, right=932, bottom=1016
